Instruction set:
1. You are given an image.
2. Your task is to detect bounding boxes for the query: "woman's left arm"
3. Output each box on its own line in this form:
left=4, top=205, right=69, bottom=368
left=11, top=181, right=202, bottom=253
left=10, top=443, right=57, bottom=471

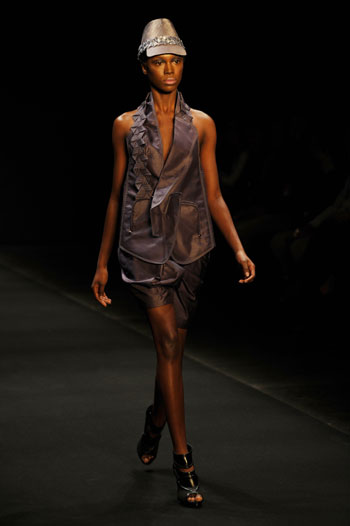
left=198, top=112, right=255, bottom=284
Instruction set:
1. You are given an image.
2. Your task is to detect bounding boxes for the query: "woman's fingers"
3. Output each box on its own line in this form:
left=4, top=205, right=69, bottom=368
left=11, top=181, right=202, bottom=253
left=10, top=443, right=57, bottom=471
left=238, top=259, right=256, bottom=284
left=97, top=287, right=112, bottom=307
left=99, top=293, right=112, bottom=306
left=91, top=282, right=101, bottom=301
left=98, top=292, right=112, bottom=307
left=91, top=282, right=112, bottom=307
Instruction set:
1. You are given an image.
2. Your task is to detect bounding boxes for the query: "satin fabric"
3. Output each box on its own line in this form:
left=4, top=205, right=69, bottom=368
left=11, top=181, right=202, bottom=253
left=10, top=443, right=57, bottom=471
left=118, top=90, right=215, bottom=287
left=129, top=253, right=211, bottom=329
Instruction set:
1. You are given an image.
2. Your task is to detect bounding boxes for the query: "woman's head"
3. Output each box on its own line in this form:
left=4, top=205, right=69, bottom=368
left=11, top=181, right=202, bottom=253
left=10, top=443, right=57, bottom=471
left=138, top=19, right=186, bottom=93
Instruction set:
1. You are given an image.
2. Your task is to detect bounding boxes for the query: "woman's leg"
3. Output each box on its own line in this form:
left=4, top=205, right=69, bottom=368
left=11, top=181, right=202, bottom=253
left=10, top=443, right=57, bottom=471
left=142, top=304, right=202, bottom=503
left=149, top=325, right=187, bottom=430
left=142, top=304, right=188, bottom=454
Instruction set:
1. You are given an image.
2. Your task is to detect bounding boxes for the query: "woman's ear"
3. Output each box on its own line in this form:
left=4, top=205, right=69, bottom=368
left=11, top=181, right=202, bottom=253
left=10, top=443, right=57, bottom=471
left=141, top=62, right=148, bottom=76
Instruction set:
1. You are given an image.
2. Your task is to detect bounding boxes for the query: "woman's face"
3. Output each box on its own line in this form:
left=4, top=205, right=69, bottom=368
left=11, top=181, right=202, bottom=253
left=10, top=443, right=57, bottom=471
left=141, top=54, right=184, bottom=92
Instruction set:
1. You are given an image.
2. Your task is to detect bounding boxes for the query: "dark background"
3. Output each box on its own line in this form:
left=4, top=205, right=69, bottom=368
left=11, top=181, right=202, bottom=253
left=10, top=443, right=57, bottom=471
left=1, top=7, right=349, bottom=343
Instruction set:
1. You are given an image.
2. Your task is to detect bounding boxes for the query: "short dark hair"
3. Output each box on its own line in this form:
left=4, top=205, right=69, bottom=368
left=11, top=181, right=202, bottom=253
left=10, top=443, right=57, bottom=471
left=138, top=51, right=148, bottom=64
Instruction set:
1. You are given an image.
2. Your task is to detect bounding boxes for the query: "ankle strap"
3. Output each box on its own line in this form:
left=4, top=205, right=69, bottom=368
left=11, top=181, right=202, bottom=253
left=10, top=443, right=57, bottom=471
left=173, top=443, right=193, bottom=469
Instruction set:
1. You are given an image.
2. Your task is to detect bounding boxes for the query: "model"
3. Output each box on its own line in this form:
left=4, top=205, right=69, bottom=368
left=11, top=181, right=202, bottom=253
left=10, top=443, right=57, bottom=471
left=91, top=18, right=255, bottom=508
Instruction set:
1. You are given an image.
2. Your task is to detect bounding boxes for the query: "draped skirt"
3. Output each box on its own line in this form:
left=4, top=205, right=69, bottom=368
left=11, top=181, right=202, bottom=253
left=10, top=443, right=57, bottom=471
left=118, top=248, right=211, bottom=329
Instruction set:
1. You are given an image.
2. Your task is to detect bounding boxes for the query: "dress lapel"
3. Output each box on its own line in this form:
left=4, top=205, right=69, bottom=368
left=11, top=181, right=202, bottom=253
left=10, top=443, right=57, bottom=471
left=150, top=91, right=196, bottom=212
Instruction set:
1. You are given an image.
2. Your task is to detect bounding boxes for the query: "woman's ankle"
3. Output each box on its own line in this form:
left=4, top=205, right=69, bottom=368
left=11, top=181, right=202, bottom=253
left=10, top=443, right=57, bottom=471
left=173, top=446, right=189, bottom=455
left=151, top=405, right=166, bottom=427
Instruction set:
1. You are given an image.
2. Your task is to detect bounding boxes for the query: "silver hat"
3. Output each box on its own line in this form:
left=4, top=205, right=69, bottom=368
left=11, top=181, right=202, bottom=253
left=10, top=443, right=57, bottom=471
left=137, top=18, right=187, bottom=60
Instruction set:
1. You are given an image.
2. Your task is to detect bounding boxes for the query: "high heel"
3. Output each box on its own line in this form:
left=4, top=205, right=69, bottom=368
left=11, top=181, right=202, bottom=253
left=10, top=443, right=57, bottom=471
left=137, top=404, right=166, bottom=465
left=173, top=443, right=203, bottom=507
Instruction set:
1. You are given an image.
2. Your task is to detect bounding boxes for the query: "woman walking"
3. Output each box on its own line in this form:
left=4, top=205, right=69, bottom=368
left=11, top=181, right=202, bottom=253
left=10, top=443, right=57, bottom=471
left=91, top=18, right=255, bottom=508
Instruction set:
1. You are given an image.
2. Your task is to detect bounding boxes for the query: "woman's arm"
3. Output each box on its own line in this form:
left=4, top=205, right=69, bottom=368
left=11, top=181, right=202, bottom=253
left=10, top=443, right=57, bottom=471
left=196, top=112, right=255, bottom=283
left=91, top=114, right=131, bottom=306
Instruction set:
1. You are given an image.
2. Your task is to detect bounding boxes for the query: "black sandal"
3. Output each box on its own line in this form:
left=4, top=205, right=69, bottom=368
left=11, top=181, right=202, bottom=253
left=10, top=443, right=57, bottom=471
left=173, top=443, right=203, bottom=507
left=137, top=404, right=166, bottom=465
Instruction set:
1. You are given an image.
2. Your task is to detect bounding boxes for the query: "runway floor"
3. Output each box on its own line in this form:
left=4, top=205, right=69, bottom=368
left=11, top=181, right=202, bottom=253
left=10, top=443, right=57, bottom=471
left=0, top=245, right=349, bottom=525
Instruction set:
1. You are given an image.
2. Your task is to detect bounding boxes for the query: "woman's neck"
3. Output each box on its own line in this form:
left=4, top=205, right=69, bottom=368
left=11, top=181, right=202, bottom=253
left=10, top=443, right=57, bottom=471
left=151, top=88, right=177, bottom=115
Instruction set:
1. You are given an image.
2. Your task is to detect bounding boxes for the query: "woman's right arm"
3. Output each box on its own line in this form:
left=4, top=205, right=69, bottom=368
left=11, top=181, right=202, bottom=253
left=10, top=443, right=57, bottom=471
left=91, top=114, right=130, bottom=307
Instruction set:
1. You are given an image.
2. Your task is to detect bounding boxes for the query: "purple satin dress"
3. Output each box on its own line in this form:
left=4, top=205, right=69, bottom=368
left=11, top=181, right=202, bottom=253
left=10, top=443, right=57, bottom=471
left=117, top=90, right=215, bottom=327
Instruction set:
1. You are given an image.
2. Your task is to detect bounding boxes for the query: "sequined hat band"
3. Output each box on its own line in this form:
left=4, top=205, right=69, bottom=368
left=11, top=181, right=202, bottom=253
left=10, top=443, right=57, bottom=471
left=138, top=36, right=186, bottom=59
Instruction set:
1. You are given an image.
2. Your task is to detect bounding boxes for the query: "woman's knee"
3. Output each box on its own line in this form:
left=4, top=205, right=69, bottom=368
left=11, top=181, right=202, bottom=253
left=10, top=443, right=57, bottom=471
left=147, top=304, right=181, bottom=361
left=155, top=329, right=181, bottom=362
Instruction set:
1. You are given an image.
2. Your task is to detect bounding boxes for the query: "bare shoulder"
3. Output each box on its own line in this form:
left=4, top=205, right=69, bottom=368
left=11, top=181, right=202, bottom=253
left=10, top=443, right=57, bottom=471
left=112, top=109, right=138, bottom=140
left=191, top=108, right=215, bottom=125
left=190, top=108, right=217, bottom=143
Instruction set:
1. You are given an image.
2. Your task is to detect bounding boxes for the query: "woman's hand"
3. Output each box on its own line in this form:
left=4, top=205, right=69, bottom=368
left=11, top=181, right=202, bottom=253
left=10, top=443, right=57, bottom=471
left=91, top=268, right=112, bottom=307
left=235, top=250, right=256, bottom=284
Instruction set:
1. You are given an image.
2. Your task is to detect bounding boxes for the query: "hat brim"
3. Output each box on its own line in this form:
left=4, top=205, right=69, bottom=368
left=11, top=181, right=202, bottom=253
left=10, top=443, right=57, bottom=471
left=146, top=45, right=187, bottom=57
